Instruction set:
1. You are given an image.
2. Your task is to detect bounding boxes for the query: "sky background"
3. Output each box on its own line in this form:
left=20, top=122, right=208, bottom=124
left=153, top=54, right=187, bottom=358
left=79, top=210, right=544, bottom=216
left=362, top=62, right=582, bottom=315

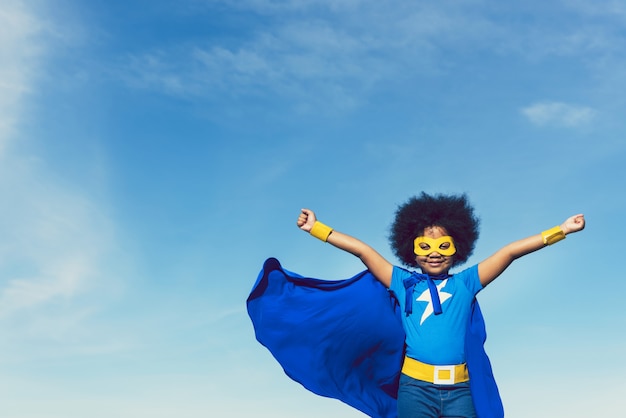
left=1, top=0, right=625, bottom=417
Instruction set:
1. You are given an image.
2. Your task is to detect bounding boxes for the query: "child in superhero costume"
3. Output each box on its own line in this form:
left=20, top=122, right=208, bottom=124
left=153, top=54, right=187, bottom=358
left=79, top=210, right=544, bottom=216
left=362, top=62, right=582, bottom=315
left=247, top=193, right=585, bottom=417
left=293, top=193, right=585, bottom=418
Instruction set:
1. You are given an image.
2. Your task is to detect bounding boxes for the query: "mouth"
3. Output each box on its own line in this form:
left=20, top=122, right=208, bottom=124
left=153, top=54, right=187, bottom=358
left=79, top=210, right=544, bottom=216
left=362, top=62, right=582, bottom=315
left=424, top=257, right=446, bottom=267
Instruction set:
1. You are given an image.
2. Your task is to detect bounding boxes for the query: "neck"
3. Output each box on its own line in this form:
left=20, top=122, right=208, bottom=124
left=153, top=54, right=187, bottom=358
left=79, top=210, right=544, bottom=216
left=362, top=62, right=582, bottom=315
left=425, top=272, right=450, bottom=280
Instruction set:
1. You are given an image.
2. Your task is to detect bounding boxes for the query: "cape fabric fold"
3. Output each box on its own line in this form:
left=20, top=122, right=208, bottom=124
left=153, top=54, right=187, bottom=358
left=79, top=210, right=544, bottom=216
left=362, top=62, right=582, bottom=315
left=247, top=258, right=503, bottom=418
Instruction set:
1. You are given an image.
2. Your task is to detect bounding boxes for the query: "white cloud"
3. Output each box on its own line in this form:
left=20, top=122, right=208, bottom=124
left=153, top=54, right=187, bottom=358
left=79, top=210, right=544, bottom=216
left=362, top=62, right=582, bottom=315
left=0, top=163, right=113, bottom=319
left=567, top=0, right=626, bottom=20
left=521, top=101, right=597, bottom=128
left=0, top=1, right=48, bottom=151
left=121, top=19, right=381, bottom=111
left=117, top=2, right=497, bottom=111
left=200, top=0, right=365, bottom=14
left=0, top=1, right=120, bottom=347
left=118, top=0, right=626, bottom=117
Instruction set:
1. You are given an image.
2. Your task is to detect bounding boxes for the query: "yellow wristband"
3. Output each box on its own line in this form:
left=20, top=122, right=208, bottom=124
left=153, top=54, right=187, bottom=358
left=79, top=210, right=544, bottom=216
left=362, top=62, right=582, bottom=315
left=310, top=221, right=333, bottom=242
left=542, top=226, right=566, bottom=245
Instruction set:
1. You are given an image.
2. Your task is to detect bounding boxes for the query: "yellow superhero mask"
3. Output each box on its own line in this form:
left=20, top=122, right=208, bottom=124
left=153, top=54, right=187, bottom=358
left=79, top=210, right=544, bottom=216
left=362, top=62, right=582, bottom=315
left=413, top=236, right=457, bottom=256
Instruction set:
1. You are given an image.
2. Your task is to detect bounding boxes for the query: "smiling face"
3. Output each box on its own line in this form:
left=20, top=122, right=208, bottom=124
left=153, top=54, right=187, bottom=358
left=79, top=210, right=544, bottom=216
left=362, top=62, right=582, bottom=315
left=414, top=225, right=455, bottom=276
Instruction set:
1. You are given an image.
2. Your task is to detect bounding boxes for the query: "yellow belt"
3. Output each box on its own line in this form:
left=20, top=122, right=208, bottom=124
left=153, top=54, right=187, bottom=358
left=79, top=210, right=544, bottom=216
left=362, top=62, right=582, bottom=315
left=401, top=356, right=469, bottom=385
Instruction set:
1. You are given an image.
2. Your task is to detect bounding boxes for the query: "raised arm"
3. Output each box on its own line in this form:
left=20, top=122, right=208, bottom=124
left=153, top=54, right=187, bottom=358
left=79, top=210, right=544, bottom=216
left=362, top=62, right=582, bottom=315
left=297, top=209, right=394, bottom=287
left=478, top=214, right=585, bottom=286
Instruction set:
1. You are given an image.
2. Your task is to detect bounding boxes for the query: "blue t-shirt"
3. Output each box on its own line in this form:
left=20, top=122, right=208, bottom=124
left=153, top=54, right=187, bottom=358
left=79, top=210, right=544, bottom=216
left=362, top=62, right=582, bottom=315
left=390, top=265, right=483, bottom=365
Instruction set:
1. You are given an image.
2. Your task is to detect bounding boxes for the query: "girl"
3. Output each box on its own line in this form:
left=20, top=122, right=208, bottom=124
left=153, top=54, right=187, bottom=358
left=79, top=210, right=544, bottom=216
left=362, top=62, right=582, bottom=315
left=296, top=193, right=585, bottom=418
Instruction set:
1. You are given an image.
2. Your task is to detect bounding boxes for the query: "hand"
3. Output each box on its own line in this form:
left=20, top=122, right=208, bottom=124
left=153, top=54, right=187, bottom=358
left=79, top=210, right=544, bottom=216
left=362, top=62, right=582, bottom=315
left=297, top=208, right=317, bottom=232
left=561, top=214, right=585, bottom=234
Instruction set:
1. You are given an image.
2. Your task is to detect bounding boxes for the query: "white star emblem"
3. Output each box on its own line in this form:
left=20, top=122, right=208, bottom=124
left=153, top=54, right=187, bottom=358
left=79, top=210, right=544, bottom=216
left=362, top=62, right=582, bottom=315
left=416, top=279, right=452, bottom=325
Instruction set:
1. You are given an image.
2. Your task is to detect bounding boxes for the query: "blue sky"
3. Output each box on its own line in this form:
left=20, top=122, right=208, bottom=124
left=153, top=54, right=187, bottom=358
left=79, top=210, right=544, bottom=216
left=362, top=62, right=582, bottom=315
left=1, top=0, right=625, bottom=417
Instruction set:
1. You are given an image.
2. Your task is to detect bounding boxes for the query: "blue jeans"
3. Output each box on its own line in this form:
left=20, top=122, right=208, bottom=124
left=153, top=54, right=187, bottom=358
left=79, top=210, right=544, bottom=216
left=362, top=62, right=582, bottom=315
left=397, top=373, right=477, bottom=418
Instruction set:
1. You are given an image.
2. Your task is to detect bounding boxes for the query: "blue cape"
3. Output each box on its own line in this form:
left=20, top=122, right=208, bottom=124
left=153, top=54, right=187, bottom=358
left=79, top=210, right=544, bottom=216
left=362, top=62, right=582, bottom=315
left=247, top=258, right=503, bottom=418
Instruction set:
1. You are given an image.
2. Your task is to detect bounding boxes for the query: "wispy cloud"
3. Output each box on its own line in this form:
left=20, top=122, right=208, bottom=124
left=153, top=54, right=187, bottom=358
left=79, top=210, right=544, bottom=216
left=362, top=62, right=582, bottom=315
left=0, top=164, right=114, bottom=318
left=0, top=1, right=47, bottom=151
left=120, top=20, right=386, bottom=111
left=567, top=0, right=626, bottom=20
left=521, top=101, right=597, bottom=128
left=0, top=1, right=121, bottom=350
left=116, top=0, right=626, bottom=116
left=116, top=2, right=501, bottom=111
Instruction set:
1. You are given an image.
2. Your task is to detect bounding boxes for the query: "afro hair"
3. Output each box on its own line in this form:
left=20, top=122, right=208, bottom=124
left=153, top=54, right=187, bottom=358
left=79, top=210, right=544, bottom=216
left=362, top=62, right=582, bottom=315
left=389, top=192, right=480, bottom=268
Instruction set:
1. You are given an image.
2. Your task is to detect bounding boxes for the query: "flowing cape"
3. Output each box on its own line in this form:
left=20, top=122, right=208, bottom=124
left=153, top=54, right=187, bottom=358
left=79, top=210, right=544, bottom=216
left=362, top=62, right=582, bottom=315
left=247, top=258, right=504, bottom=418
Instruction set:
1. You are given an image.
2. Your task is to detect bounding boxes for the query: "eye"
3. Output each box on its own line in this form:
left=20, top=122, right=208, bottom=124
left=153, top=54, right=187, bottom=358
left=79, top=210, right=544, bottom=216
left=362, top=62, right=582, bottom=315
left=419, top=243, right=431, bottom=250
left=439, top=242, right=450, bottom=250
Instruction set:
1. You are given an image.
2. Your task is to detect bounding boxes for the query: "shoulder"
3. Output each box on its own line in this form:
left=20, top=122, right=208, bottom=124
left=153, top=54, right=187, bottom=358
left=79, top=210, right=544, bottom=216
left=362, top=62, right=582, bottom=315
left=451, top=264, right=482, bottom=293
left=390, top=265, right=413, bottom=290
left=392, top=265, right=414, bottom=280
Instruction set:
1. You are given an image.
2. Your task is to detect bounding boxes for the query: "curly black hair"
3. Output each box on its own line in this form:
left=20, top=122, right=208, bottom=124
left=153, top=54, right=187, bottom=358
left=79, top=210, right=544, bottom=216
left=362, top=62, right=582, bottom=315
left=389, top=192, right=480, bottom=268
